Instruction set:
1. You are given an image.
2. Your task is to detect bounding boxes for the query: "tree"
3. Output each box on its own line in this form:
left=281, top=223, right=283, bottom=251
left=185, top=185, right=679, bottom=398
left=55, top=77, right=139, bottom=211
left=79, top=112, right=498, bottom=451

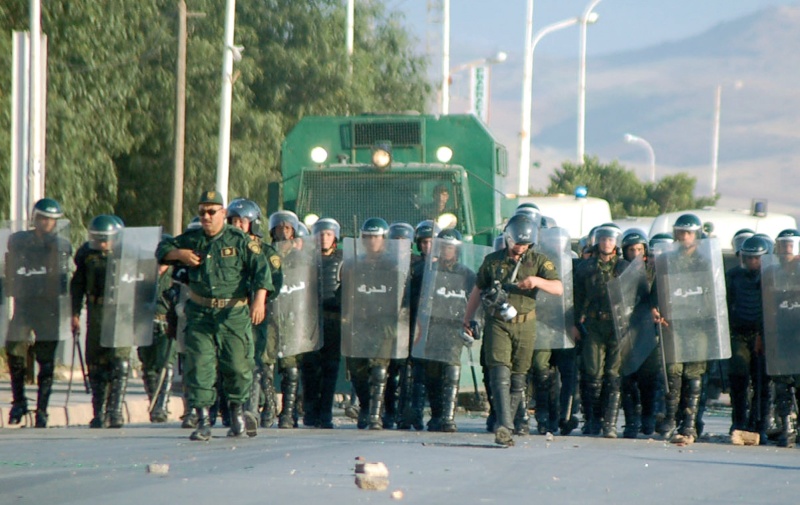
left=545, top=156, right=719, bottom=218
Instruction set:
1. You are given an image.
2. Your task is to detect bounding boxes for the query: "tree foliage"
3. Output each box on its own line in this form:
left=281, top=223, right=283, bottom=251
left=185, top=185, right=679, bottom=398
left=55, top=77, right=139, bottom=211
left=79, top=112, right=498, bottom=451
left=0, top=1, right=431, bottom=236
left=545, top=156, right=719, bottom=218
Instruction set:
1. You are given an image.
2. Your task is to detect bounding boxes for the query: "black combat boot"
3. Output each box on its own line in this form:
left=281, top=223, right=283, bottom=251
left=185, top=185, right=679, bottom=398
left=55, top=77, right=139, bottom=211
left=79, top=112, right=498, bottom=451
left=426, top=366, right=445, bottom=432
left=658, top=373, right=681, bottom=437
left=602, top=376, right=622, bottom=439
left=639, top=376, right=656, bottom=436
left=672, top=377, right=701, bottom=444
left=35, top=360, right=55, bottom=428
left=511, top=373, right=529, bottom=436
left=368, top=366, right=388, bottom=430
left=483, top=364, right=495, bottom=433
left=383, top=361, right=402, bottom=430
left=621, top=376, right=641, bottom=439
left=190, top=407, right=212, bottom=441
left=490, top=366, right=514, bottom=446
left=279, top=367, right=300, bottom=429
left=352, top=377, right=370, bottom=429
left=88, top=366, right=109, bottom=429
left=180, top=386, right=198, bottom=429
left=317, top=359, right=339, bottom=429
left=440, top=365, right=461, bottom=433
left=753, top=373, right=773, bottom=445
left=728, top=375, right=749, bottom=433
left=300, top=358, right=322, bottom=427
left=260, top=365, right=277, bottom=428
left=227, top=401, right=256, bottom=437
left=776, top=384, right=796, bottom=448
left=107, top=359, right=129, bottom=428
left=583, top=378, right=603, bottom=435
left=399, top=361, right=426, bottom=430
left=8, top=355, right=28, bottom=425
left=534, top=369, right=552, bottom=435
left=150, top=366, right=174, bottom=423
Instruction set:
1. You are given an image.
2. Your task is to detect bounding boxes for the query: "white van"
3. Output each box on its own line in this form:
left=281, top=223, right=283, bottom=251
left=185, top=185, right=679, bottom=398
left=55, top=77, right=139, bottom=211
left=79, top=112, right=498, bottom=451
left=515, top=194, right=612, bottom=240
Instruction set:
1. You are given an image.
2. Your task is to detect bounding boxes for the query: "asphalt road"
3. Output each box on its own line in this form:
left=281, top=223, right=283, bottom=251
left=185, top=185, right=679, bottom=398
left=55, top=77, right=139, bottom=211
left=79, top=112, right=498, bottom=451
left=1, top=406, right=798, bottom=505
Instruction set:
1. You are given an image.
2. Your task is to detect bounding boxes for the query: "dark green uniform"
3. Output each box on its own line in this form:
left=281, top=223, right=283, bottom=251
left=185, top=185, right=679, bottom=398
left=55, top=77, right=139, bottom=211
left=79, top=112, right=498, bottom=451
left=156, top=224, right=271, bottom=409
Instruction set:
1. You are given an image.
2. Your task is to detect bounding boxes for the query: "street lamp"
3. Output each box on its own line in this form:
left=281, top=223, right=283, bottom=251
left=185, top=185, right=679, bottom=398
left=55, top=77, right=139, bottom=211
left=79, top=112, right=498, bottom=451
left=446, top=51, right=507, bottom=118
left=577, top=0, right=603, bottom=165
left=518, top=14, right=597, bottom=195
left=624, top=133, right=656, bottom=183
left=710, top=81, right=743, bottom=196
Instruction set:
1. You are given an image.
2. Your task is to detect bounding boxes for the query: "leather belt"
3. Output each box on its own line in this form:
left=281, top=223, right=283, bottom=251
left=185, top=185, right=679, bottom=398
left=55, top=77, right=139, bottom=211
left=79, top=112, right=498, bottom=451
left=188, top=290, right=248, bottom=309
left=589, top=311, right=612, bottom=321
left=494, top=309, right=535, bottom=324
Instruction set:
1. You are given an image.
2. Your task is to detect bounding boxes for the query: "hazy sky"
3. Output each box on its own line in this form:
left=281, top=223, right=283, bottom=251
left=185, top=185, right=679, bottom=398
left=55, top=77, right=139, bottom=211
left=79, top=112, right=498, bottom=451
left=391, top=0, right=800, bottom=60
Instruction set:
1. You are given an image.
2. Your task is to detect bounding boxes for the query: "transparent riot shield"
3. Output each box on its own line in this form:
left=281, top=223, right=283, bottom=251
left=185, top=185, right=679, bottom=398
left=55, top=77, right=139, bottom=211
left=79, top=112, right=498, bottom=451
left=413, top=240, right=490, bottom=363
left=761, top=255, right=800, bottom=376
left=267, top=239, right=321, bottom=358
left=608, top=256, right=657, bottom=375
left=534, top=227, right=575, bottom=350
left=0, top=224, right=12, bottom=344
left=652, top=238, right=731, bottom=363
left=2, top=220, right=73, bottom=345
left=101, top=227, right=161, bottom=348
left=341, top=237, right=411, bottom=359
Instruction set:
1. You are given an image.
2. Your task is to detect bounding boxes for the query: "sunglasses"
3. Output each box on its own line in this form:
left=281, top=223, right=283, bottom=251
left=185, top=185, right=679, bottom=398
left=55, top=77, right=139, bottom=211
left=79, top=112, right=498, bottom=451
left=198, top=208, right=221, bottom=217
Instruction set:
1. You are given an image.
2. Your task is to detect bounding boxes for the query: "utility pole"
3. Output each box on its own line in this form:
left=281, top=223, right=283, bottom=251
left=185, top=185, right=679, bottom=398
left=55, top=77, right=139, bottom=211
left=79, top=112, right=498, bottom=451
left=171, top=1, right=205, bottom=235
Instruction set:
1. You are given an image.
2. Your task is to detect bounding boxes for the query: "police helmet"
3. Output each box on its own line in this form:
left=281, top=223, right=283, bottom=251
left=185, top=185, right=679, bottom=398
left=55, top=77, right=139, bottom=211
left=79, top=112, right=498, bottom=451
left=437, top=228, right=463, bottom=245
left=312, top=217, right=341, bottom=240
left=360, top=217, right=389, bottom=238
left=414, top=220, right=440, bottom=242
left=751, top=233, right=775, bottom=254
left=493, top=235, right=506, bottom=252
left=296, top=223, right=310, bottom=238
left=514, top=203, right=542, bottom=223
left=268, top=210, right=299, bottom=234
left=649, top=233, right=674, bottom=248
left=503, top=214, right=537, bottom=247
left=622, top=228, right=649, bottom=254
left=775, top=229, right=800, bottom=256
left=731, top=228, right=756, bottom=254
left=32, top=198, right=64, bottom=220
left=110, top=215, right=125, bottom=229
left=88, top=214, right=121, bottom=249
left=740, top=235, right=771, bottom=257
left=388, top=222, right=415, bottom=241
left=586, top=226, right=600, bottom=248
left=673, top=213, right=702, bottom=238
left=540, top=216, right=557, bottom=229
left=594, top=223, right=623, bottom=246
left=185, top=216, right=202, bottom=232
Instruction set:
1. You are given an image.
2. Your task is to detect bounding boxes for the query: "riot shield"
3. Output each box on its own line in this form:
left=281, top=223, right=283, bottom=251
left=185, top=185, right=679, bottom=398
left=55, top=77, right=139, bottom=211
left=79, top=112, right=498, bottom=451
left=533, top=227, right=575, bottom=350
left=413, top=240, right=490, bottom=363
left=2, top=220, right=73, bottom=344
left=101, top=227, right=161, bottom=348
left=608, top=256, right=657, bottom=375
left=267, top=239, right=321, bottom=358
left=341, top=237, right=411, bottom=359
left=652, top=238, right=731, bottom=363
left=761, top=255, right=800, bottom=376
left=0, top=224, right=12, bottom=345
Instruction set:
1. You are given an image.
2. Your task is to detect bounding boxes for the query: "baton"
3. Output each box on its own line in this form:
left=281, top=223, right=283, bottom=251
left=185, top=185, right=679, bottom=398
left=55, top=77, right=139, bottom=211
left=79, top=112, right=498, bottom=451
left=466, top=346, right=481, bottom=405
left=149, top=336, right=175, bottom=414
left=73, top=327, right=91, bottom=394
left=657, top=321, right=669, bottom=395
left=65, top=330, right=78, bottom=407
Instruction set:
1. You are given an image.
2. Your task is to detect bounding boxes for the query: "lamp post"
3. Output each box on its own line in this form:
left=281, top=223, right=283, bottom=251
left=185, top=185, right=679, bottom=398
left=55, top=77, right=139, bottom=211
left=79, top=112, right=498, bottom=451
left=710, top=81, right=742, bottom=196
left=518, top=14, right=596, bottom=196
left=441, top=0, right=451, bottom=114
left=624, top=133, right=656, bottom=183
left=446, top=51, right=507, bottom=119
left=577, top=0, right=603, bottom=165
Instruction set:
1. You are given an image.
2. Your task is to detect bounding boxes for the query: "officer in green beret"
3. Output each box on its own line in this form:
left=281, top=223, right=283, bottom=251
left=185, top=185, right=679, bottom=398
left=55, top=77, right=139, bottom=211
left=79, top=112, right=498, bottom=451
left=156, top=190, right=272, bottom=441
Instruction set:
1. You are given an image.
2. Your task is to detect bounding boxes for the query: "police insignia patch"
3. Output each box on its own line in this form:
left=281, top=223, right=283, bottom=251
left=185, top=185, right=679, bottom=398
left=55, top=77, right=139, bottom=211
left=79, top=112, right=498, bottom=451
left=544, top=260, right=555, bottom=271
left=248, top=241, right=261, bottom=254
left=222, top=247, right=236, bottom=257
left=269, top=255, right=281, bottom=269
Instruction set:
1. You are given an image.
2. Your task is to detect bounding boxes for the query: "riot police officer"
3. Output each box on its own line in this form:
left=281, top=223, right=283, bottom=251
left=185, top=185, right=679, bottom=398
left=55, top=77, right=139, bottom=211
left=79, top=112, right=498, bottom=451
left=5, top=198, right=72, bottom=428
left=71, top=215, right=130, bottom=428
left=463, top=214, right=563, bottom=446
left=573, top=223, right=628, bottom=438
left=301, top=218, right=343, bottom=429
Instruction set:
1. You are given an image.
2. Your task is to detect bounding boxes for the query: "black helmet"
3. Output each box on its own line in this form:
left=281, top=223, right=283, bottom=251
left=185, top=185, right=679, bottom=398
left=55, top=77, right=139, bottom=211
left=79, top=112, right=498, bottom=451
left=503, top=214, right=537, bottom=247
left=88, top=215, right=121, bottom=250
left=740, top=235, right=771, bottom=257
left=414, top=220, right=440, bottom=242
left=514, top=203, right=542, bottom=223
left=388, top=222, right=415, bottom=241
left=731, top=228, right=755, bottom=254
left=268, top=210, right=299, bottom=233
left=32, top=198, right=63, bottom=219
left=360, top=217, right=389, bottom=237
left=312, top=217, right=341, bottom=240
left=437, top=228, right=463, bottom=245
left=649, top=232, right=674, bottom=248
left=622, top=228, right=648, bottom=249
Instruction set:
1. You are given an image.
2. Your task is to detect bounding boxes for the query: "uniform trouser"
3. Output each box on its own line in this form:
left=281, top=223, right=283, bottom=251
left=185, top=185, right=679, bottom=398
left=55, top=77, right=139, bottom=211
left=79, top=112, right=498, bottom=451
left=552, top=347, right=579, bottom=424
left=6, top=305, right=61, bottom=407
left=183, top=304, right=254, bottom=408
left=729, top=331, right=771, bottom=431
left=581, top=320, right=621, bottom=429
left=664, top=361, right=706, bottom=432
left=301, top=314, right=341, bottom=424
left=137, top=326, right=178, bottom=392
left=347, top=356, right=390, bottom=426
left=530, top=349, right=555, bottom=430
